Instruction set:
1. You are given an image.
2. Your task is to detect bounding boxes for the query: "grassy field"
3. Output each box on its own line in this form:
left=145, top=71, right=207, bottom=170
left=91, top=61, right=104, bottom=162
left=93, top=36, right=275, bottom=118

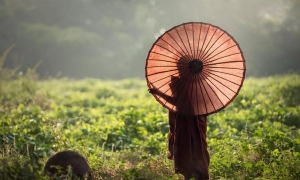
left=0, top=64, right=300, bottom=179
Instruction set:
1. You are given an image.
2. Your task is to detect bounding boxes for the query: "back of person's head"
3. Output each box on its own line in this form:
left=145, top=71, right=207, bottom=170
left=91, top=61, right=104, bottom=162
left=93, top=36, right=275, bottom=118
left=44, top=150, right=92, bottom=179
left=176, top=55, right=191, bottom=77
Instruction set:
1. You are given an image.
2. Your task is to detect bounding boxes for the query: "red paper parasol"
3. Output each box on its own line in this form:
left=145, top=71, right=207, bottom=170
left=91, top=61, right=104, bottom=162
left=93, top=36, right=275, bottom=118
left=146, top=22, right=246, bottom=116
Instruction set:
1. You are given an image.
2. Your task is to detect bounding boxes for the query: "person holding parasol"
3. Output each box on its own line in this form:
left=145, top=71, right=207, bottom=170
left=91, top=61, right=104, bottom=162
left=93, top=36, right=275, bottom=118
left=145, top=22, right=246, bottom=180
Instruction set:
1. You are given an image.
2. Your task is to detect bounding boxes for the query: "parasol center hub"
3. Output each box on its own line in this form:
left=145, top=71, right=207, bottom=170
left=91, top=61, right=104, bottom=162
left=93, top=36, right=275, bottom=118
left=188, top=59, right=203, bottom=74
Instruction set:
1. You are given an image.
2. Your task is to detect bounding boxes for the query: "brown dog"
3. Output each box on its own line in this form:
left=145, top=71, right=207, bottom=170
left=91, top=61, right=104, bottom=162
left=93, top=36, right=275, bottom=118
left=44, top=150, right=92, bottom=179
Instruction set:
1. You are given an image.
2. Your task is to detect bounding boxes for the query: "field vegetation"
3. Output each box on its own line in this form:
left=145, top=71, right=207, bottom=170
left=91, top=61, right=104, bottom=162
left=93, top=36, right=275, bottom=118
left=1, top=51, right=300, bottom=179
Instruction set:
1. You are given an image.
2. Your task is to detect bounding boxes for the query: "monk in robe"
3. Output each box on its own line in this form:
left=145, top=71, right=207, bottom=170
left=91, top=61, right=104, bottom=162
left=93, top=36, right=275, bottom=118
left=148, top=56, right=210, bottom=180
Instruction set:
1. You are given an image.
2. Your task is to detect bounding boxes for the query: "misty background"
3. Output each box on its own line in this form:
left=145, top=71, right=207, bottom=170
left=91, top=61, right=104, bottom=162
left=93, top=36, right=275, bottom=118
left=0, top=0, right=299, bottom=79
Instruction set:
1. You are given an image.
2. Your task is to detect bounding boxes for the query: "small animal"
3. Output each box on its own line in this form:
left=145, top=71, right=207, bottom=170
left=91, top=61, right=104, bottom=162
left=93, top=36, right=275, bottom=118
left=44, top=150, right=92, bottom=179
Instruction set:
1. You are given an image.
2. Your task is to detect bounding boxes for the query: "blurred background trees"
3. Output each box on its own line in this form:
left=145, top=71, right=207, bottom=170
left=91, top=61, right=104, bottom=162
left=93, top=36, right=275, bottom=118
left=0, top=0, right=299, bottom=79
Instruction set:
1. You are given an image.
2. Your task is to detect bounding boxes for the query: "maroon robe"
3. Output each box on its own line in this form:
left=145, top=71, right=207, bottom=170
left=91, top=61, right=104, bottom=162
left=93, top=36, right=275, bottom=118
left=168, top=111, right=210, bottom=180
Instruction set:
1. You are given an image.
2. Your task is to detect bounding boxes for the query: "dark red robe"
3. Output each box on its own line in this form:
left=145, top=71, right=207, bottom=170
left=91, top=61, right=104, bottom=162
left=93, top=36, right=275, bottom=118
left=168, top=112, right=210, bottom=180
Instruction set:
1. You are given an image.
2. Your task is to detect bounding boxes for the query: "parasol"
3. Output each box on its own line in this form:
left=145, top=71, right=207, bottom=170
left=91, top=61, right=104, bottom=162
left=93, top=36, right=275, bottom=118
left=146, top=22, right=246, bottom=116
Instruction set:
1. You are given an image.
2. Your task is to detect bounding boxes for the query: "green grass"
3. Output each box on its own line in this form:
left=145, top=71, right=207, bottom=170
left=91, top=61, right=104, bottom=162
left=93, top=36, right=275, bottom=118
left=0, top=61, right=300, bottom=179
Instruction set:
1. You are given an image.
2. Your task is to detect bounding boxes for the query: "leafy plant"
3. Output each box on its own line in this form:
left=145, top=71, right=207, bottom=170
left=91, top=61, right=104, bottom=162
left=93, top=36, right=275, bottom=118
left=0, top=62, right=300, bottom=179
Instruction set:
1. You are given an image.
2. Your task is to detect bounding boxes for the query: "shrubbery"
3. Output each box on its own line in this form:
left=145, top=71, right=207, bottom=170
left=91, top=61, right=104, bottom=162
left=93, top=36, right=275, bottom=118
left=0, top=55, right=300, bottom=179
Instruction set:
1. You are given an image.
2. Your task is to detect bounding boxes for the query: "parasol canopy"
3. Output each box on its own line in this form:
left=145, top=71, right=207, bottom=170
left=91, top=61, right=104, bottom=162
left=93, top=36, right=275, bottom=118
left=146, top=22, right=246, bottom=116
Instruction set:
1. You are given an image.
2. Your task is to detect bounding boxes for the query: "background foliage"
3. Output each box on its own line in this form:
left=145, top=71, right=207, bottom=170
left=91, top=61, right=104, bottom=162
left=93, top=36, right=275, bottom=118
left=0, top=53, right=300, bottom=179
left=0, top=0, right=300, bottom=79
